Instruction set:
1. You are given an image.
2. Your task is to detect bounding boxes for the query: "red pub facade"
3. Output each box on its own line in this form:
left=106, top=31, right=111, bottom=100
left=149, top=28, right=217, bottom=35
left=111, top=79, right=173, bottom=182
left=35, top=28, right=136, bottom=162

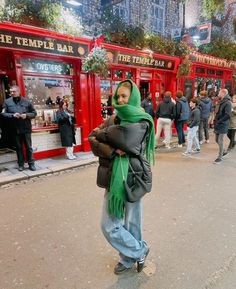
left=0, top=22, right=235, bottom=161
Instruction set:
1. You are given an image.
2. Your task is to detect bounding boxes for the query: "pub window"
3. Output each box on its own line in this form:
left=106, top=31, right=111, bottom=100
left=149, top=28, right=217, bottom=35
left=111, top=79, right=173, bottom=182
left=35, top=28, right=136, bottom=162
left=113, top=0, right=130, bottom=23
left=216, top=70, right=223, bottom=76
left=113, top=69, right=123, bottom=79
left=195, top=67, right=205, bottom=74
left=150, top=0, right=165, bottom=34
left=125, top=70, right=133, bottom=79
left=207, top=69, right=215, bottom=75
left=23, top=76, right=73, bottom=129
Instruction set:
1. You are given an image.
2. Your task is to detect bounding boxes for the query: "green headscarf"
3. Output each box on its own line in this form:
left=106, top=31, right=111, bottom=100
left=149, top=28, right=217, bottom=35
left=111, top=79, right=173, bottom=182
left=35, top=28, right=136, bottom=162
left=108, top=79, right=155, bottom=218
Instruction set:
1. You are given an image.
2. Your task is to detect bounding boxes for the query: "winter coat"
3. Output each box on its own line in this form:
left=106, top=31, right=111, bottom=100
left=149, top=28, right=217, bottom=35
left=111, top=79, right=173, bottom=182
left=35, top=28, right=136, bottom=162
left=141, top=98, right=154, bottom=117
left=175, top=96, right=190, bottom=121
left=229, top=102, right=236, bottom=129
left=199, top=97, right=212, bottom=119
left=1, top=96, right=36, bottom=134
left=214, top=95, right=232, bottom=134
left=156, top=96, right=175, bottom=119
left=88, top=115, right=149, bottom=189
left=187, top=106, right=201, bottom=128
left=56, top=110, right=76, bottom=147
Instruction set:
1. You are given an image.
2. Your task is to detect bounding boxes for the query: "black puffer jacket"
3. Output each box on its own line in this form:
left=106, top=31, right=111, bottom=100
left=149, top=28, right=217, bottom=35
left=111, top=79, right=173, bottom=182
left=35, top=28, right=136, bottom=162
left=88, top=115, right=149, bottom=189
left=214, top=95, right=232, bottom=134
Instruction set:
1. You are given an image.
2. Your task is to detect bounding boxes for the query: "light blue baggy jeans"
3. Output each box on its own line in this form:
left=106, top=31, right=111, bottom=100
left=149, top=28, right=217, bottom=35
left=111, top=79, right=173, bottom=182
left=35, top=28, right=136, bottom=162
left=186, top=126, right=200, bottom=153
left=101, top=192, right=148, bottom=268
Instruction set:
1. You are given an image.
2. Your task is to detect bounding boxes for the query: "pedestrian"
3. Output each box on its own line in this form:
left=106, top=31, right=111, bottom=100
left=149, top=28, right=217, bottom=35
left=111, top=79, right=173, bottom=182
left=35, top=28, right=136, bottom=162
left=227, top=94, right=236, bottom=151
left=1, top=85, right=37, bottom=171
left=141, top=92, right=154, bottom=118
left=106, top=94, right=113, bottom=116
left=174, top=90, right=190, bottom=147
left=213, top=88, right=232, bottom=164
left=182, top=98, right=201, bottom=156
left=88, top=79, right=155, bottom=275
left=155, top=91, right=175, bottom=149
left=198, top=90, right=212, bottom=144
left=56, top=100, right=76, bottom=160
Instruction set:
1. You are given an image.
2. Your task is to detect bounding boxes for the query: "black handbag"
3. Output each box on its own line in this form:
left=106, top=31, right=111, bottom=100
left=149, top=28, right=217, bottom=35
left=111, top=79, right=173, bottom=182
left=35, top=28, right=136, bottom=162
left=120, top=155, right=152, bottom=203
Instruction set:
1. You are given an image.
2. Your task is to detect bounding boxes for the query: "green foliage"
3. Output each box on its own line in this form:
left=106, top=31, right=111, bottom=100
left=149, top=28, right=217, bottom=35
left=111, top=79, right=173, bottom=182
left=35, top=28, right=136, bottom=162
left=82, top=47, right=109, bottom=77
left=0, top=0, right=83, bottom=35
left=199, top=38, right=236, bottom=61
left=202, top=0, right=224, bottom=19
left=177, top=57, right=191, bottom=78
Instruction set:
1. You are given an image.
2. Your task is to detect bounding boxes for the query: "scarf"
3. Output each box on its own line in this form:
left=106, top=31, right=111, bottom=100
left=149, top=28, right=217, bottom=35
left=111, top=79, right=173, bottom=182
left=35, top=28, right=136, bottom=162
left=108, top=79, right=155, bottom=218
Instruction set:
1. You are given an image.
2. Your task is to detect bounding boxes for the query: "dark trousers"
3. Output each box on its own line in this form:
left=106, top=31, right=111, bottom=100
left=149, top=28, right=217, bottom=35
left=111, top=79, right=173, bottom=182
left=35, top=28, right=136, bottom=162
left=15, top=133, right=34, bottom=166
left=199, top=118, right=209, bottom=141
left=227, top=129, right=236, bottom=150
left=175, top=120, right=186, bottom=145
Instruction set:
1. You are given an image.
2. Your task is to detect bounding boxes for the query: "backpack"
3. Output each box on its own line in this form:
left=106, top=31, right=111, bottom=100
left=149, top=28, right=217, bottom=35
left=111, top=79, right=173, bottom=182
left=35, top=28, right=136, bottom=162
left=179, top=99, right=190, bottom=121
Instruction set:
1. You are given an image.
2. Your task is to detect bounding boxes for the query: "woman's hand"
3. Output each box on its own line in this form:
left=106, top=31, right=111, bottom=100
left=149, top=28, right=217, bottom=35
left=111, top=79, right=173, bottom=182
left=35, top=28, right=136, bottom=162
left=115, top=149, right=125, bottom=155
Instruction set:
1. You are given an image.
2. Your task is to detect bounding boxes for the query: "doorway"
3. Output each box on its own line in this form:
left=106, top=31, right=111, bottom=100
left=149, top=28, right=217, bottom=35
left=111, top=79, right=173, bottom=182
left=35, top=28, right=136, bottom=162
left=139, top=81, right=150, bottom=101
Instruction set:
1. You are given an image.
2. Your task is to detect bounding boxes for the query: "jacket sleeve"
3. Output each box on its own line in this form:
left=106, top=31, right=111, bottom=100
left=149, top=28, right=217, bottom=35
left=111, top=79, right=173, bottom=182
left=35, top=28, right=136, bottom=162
left=189, top=109, right=200, bottom=128
left=88, top=123, right=115, bottom=159
left=26, top=101, right=37, bottom=119
left=1, top=101, right=14, bottom=118
left=95, top=121, right=149, bottom=155
left=175, top=102, right=181, bottom=120
left=218, top=102, right=232, bottom=123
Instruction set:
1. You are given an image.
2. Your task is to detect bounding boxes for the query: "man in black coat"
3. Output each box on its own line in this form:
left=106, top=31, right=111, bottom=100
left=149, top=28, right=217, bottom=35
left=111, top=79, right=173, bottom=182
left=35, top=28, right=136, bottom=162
left=141, top=92, right=154, bottom=118
left=214, top=88, right=232, bottom=164
left=1, top=85, right=37, bottom=171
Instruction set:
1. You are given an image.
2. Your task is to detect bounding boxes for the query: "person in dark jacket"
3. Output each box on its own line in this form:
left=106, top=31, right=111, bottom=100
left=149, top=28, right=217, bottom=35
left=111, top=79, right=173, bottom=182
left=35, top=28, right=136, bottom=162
left=182, top=98, right=201, bottom=156
left=141, top=92, right=154, bottom=118
left=88, top=80, right=155, bottom=275
left=174, top=90, right=190, bottom=147
left=227, top=94, right=236, bottom=151
left=1, top=85, right=37, bottom=171
left=214, top=89, right=232, bottom=164
left=155, top=91, right=175, bottom=149
left=56, top=100, right=76, bottom=160
left=198, top=90, right=212, bottom=144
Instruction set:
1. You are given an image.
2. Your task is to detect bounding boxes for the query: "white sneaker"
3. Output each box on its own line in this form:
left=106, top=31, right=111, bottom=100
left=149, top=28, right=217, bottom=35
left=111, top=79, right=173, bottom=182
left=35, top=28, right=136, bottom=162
left=205, top=140, right=209, bottom=143
left=182, top=151, right=192, bottom=156
left=199, top=141, right=204, bottom=145
left=165, top=145, right=171, bottom=149
left=177, top=144, right=183, bottom=148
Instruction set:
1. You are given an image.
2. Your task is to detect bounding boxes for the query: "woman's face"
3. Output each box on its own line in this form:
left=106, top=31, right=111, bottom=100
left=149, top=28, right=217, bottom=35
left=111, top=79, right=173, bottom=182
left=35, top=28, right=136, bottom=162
left=116, top=86, right=130, bottom=105
left=232, top=95, right=236, bottom=103
left=62, top=103, right=67, bottom=110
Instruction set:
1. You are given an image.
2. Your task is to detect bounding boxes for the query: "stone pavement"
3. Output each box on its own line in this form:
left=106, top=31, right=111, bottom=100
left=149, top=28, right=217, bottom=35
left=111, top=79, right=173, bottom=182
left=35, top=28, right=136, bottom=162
left=0, top=151, right=98, bottom=186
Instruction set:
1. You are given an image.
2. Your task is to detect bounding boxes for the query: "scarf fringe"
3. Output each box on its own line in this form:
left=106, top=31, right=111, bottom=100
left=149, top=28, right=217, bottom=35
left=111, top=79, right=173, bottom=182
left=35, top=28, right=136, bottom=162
left=108, top=194, right=125, bottom=219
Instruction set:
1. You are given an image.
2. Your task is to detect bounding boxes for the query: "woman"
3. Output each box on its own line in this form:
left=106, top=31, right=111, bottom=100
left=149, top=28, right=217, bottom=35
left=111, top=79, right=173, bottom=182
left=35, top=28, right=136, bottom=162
left=88, top=80, right=154, bottom=275
left=56, top=100, right=76, bottom=160
left=227, top=94, right=236, bottom=151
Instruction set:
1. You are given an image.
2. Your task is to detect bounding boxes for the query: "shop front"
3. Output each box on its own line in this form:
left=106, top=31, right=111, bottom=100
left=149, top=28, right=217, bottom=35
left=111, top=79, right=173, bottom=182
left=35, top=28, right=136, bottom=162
left=180, top=52, right=236, bottom=100
left=97, top=43, right=180, bottom=120
left=0, top=22, right=93, bottom=160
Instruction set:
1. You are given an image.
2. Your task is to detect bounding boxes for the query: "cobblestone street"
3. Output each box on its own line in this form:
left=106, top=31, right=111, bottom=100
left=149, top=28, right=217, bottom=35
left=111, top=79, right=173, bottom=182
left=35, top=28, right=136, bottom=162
left=0, top=137, right=236, bottom=289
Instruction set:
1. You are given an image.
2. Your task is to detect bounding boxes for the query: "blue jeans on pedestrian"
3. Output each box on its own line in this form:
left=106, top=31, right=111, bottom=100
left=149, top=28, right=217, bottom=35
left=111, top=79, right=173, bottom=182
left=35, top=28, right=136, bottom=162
left=186, top=126, right=200, bottom=153
left=175, top=120, right=186, bottom=145
left=101, top=192, right=148, bottom=268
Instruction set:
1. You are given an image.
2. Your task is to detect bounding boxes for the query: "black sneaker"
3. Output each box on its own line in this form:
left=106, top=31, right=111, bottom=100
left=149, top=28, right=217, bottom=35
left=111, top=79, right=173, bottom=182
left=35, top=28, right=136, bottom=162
left=114, top=262, right=131, bottom=275
left=222, top=151, right=228, bottom=157
left=192, top=148, right=200, bottom=153
left=214, top=158, right=222, bottom=164
left=29, top=164, right=36, bottom=171
left=18, top=166, right=24, bottom=171
left=137, top=247, right=150, bottom=273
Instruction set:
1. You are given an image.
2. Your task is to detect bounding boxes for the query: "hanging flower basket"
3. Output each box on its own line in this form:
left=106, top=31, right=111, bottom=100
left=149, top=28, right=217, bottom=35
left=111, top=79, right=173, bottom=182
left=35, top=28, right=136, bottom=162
left=177, top=57, right=191, bottom=78
left=82, top=47, right=109, bottom=77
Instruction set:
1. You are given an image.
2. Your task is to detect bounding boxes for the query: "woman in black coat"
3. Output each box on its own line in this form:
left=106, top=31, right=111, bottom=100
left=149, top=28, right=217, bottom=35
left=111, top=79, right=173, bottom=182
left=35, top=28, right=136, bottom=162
left=56, top=100, right=76, bottom=160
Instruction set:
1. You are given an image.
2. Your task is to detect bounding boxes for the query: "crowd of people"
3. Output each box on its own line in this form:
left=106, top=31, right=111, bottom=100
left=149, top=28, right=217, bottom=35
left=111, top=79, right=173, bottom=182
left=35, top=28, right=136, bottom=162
left=141, top=88, right=235, bottom=164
